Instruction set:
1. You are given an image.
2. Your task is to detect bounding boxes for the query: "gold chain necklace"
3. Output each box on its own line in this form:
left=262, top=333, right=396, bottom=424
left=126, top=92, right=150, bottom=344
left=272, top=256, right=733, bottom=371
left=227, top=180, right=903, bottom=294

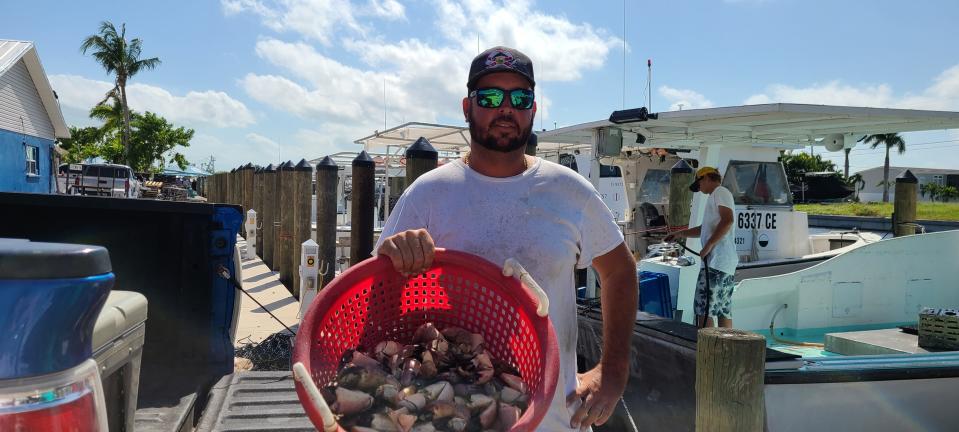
left=463, top=151, right=529, bottom=170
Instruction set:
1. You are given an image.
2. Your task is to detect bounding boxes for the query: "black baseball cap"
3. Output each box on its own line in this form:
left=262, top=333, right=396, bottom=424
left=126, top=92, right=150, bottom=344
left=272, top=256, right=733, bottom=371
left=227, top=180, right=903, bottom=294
left=467, top=46, right=535, bottom=91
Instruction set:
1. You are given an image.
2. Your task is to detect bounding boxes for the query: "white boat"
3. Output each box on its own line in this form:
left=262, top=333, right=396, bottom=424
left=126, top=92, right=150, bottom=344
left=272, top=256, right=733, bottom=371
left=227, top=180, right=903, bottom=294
left=538, top=103, right=959, bottom=431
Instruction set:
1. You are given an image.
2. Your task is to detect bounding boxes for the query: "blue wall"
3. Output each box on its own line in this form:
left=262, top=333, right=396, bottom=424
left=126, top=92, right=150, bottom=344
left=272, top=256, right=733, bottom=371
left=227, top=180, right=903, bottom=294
left=0, top=129, right=54, bottom=194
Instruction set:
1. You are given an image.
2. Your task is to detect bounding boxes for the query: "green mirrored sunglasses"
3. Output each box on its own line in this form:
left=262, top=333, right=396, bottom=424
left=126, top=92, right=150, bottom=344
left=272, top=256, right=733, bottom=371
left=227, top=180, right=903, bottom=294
left=470, top=87, right=535, bottom=110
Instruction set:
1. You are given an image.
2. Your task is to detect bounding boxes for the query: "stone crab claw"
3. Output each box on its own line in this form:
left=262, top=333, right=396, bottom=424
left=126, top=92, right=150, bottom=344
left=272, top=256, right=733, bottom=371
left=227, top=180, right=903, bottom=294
left=499, top=372, right=528, bottom=394
left=375, top=340, right=403, bottom=362
left=401, top=358, right=421, bottom=387
left=331, top=387, right=373, bottom=416
left=472, top=352, right=495, bottom=384
left=412, top=323, right=444, bottom=345
left=497, top=402, right=521, bottom=430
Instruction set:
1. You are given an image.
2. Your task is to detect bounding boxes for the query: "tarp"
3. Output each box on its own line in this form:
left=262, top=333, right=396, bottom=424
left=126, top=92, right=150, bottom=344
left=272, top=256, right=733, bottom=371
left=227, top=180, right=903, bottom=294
left=161, top=164, right=211, bottom=177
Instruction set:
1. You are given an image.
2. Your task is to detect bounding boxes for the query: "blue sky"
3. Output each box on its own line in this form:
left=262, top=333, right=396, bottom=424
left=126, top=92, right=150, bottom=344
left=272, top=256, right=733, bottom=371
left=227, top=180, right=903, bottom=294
left=6, top=0, right=959, bottom=172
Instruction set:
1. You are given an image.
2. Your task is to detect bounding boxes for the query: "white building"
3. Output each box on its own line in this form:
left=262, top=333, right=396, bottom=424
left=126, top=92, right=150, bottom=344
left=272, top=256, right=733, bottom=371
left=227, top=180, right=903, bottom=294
left=855, top=166, right=959, bottom=202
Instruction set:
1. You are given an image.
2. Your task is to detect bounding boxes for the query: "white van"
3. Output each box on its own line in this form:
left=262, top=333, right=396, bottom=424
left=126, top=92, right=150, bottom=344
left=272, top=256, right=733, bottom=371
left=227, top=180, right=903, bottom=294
left=58, top=163, right=141, bottom=198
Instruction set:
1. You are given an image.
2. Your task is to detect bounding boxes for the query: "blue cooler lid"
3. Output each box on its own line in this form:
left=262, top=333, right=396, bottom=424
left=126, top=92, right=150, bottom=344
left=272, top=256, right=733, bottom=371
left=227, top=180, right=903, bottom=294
left=0, top=240, right=114, bottom=379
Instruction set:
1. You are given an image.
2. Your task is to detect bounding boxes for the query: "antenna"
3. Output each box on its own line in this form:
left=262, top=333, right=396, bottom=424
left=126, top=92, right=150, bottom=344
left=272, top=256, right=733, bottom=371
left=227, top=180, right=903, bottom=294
left=623, top=0, right=626, bottom=109
left=647, top=59, right=652, bottom=111
left=383, top=78, right=387, bottom=130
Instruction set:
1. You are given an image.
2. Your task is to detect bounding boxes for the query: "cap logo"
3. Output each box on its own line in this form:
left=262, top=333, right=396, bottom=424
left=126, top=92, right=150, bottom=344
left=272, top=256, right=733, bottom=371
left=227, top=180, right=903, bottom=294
left=485, top=50, right=515, bottom=69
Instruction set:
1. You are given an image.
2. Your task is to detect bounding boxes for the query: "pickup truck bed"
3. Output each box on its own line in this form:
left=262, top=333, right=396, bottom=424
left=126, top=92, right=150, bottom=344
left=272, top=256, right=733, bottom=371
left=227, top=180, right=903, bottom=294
left=195, top=372, right=313, bottom=432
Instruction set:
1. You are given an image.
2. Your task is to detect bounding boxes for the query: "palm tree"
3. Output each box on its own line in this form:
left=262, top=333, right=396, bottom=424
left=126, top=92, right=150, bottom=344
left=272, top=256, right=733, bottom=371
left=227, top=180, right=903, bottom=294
left=81, top=22, right=160, bottom=164
left=859, top=133, right=906, bottom=202
left=89, top=97, right=124, bottom=134
left=846, top=172, right=865, bottom=201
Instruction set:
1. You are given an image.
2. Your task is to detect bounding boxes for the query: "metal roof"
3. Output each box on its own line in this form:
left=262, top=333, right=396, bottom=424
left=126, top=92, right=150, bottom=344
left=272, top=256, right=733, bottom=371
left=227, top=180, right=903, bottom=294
left=355, top=122, right=470, bottom=152
left=0, top=40, right=70, bottom=139
left=538, top=103, right=959, bottom=151
left=352, top=121, right=589, bottom=154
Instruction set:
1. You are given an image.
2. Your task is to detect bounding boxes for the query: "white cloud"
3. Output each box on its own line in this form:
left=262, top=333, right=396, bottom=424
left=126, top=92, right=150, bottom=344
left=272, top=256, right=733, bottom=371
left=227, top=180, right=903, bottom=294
left=49, top=74, right=255, bottom=128
left=744, top=64, right=959, bottom=111
left=659, top=85, right=714, bottom=111
left=295, top=124, right=371, bottom=155
left=246, top=132, right=280, bottom=149
left=221, top=0, right=364, bottom=45
left=743, top=81, right=894, bottom=107
left=236, top=1, right=616, bottom=138
left=366, top=0, right=405, bottom=19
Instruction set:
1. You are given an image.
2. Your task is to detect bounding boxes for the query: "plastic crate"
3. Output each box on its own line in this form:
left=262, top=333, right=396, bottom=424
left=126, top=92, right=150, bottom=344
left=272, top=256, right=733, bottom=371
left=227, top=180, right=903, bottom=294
left=919, top=307, right=959, bottom=350
left=639, top=271, right=673, bottom=319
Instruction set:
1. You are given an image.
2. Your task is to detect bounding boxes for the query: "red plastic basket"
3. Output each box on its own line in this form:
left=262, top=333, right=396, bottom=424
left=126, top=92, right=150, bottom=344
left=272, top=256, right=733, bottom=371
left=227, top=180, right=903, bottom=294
left=292, top=249, right=559, bottom=432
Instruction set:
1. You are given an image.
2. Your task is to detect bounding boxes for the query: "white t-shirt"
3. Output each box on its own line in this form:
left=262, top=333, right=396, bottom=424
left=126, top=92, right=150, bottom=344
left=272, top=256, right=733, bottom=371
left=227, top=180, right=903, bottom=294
left=700, top=185, right=738, bottom=275
left=374, top=158, right=624, bottom=431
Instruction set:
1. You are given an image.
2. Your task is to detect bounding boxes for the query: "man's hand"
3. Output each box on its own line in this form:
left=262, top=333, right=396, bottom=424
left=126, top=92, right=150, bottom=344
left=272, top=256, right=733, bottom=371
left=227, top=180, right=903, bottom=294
left=663, top=230, right=684, bottom=243
left=376, top=229, right=436, bottom=276
left=567, top=364, right=629, bottom=430
left=700, top=241, right=715, bottom=260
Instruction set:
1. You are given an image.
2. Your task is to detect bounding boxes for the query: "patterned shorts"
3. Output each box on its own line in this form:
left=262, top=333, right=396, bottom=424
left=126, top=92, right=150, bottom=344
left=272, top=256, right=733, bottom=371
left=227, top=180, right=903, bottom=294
left=694, top=267, right=736, bottom=318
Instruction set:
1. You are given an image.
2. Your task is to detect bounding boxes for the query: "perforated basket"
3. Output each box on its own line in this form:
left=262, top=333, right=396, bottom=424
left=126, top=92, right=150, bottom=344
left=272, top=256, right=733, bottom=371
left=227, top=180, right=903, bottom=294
left=292, top=249, right=559, bottom=432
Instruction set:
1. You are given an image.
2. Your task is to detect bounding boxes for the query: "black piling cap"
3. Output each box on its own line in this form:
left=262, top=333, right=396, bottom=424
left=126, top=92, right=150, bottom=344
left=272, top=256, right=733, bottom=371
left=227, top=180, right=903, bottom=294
left=280, top=160, right=295, bottom=171
left=353, top=150, right=375, bottom=167
left=528, top=133, right=538, bottom=147
left=671, top=159, right=693, bottom=174
left=405, top=137, right=438, bottom=160
left=316, top=156, right=338, bottom=171
left=294, top=158, right=313, bottom=171
left=896, top=169, right=918, bottom=184
left=264, top=163, right=276, bottom=172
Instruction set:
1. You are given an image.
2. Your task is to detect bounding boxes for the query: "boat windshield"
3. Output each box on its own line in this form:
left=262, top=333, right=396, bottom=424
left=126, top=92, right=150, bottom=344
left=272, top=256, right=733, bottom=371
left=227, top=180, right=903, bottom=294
left=722, top=161, right=792, bottom=206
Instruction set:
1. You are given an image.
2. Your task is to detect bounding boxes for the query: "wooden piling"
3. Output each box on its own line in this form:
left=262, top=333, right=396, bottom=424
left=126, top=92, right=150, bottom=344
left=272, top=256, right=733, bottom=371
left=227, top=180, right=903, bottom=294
left=278, top=161, right=296, bottom=290
left=233, top=167, right=242, bottom=206
left=272, top=163, right=288, bottom=271
left=525, top=132, right=538, bottom=156
left=262, top=164, right=277, bottom=268
left=314, top=156, right=338, bottom=289
left=695, top=328, right=766, bottom=432
left=894, top=169, right=918, bottom=237
left=226, top=169, right=235, bottom=205
left=668, top=160, right=695, bottom=232
left=253, top=166, right=264, bottom=258
left=292, top=159, right=314, bottom=299
left=350, top=151, right=375, bottom=267
left=405, top=137, right=438, bottom=186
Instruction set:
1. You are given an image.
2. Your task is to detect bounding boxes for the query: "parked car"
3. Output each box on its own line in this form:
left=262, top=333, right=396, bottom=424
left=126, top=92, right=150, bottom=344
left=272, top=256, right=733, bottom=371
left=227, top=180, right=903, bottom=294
left=57, top=163, right=141, bottom=198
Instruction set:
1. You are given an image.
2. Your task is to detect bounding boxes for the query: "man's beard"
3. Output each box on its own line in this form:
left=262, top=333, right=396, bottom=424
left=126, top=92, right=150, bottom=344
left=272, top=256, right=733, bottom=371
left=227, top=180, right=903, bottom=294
left=468, top=112, right=532, bottom=153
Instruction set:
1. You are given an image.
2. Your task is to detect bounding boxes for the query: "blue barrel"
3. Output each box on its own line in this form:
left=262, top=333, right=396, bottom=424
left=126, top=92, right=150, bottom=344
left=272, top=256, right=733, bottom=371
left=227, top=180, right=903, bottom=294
left=638, top=270, right=672, bottom=319
left=0, top=240, right=113, bottom=379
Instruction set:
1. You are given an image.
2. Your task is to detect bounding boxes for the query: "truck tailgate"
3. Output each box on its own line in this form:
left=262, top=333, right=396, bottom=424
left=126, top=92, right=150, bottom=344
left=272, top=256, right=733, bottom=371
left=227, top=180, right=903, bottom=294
left=196, top=372, right=313, bottom=432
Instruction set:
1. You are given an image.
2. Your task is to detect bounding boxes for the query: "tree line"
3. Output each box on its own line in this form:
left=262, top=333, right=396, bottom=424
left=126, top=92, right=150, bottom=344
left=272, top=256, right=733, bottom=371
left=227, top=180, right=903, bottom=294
left=780, top=133, right=919, bottom=203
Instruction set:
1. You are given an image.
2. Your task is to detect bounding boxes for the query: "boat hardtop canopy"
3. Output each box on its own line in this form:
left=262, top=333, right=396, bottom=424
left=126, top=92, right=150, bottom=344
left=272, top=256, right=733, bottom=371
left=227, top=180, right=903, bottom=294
left=538, top=103, right=959, bottom=151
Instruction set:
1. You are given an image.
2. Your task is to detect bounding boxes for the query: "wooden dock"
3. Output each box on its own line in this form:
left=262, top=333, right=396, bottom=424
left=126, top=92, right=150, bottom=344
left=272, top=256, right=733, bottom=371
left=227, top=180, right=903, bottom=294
left=233, top=237, right=301, bottom=348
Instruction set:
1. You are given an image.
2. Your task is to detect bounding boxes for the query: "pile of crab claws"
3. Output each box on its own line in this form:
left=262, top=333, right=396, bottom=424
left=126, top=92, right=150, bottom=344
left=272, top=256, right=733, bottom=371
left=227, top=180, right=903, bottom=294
left=329, top=322, right=530, bottom=431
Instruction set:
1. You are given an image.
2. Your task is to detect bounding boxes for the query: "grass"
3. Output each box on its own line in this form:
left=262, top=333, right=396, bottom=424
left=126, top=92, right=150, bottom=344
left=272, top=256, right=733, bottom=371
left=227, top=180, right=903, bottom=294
left=795, top=202, right=959, bottom=221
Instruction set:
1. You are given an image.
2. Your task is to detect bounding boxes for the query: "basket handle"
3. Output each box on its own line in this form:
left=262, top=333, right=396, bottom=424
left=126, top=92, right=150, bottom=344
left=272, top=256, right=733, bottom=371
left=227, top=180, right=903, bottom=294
left=503, top=258, right=549, bottom=317
left=292, top=362, right=338, bottom=432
